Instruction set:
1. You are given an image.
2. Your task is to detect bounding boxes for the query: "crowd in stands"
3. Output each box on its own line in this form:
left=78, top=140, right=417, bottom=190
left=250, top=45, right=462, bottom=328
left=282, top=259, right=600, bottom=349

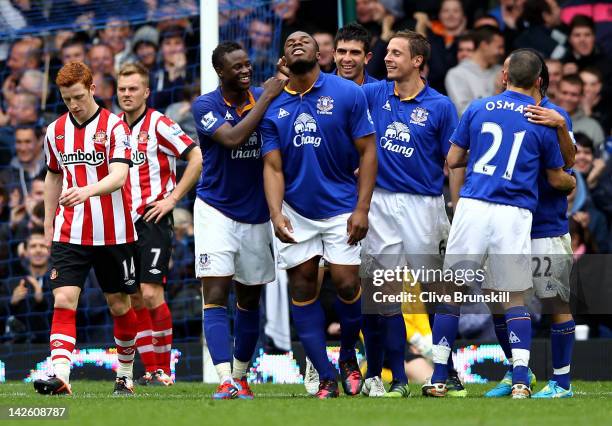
left=0, top=0, right=610, bottom=345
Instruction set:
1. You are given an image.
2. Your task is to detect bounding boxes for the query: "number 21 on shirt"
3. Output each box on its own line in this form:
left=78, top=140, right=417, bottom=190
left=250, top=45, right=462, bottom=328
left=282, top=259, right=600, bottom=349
left=474, top=121, right=526, bottom=181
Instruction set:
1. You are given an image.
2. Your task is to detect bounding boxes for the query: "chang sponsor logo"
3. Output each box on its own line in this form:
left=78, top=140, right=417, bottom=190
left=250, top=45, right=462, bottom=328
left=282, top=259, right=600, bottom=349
left=231, top=132, right=261, bottom=159
left=379, top=121, right=414, bottom=158
left=61, top=150, right=106, bottom=166
left=292, top=113, right=321, bottom=148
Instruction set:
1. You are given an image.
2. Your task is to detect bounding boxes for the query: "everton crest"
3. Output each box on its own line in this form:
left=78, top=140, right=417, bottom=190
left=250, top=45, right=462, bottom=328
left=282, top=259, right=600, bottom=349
left=410, top=107, right=429, bottom=126
left=316, top=96, right=334, bottom=115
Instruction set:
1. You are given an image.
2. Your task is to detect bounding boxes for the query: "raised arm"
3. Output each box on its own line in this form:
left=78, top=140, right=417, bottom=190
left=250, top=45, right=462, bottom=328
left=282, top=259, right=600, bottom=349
left=210, top=78, right=285, bottom=149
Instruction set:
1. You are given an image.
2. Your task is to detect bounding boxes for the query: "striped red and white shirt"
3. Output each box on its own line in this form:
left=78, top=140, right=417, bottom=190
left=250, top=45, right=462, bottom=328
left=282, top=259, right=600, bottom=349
left=123, top=108, right=196, bottom=221
left=45, top=107, right=136, bottom=246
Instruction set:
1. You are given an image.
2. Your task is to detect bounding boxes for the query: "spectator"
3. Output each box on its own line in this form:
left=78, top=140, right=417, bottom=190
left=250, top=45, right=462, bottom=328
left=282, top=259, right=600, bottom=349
left=0, top=125, right=44, bottom=202
left=60, top=37, right=87, bottom=65
left=6, top=91, right=39, bottom=126
left=3, top=229, right=50, bottom=343
left=579, top=68, right=611, bottom=135
left=248, top=18, right=275, bottom=85
left=473, top=13, right=501, bottom=29
left=569, top=217, right=597, bottom=259
left=513, top=0, right=567, bottom=59
left=2, top=38, right=41, bottom=105
left=150, top=26, right=194, bottom=111
left=545, top=57, right=563, bottom=102
left=49, top=0, right=105, bottom=31
left=92, top=72, right=118, bottom=113
left=313, top=30, right=335, bottom=73
left=5, top=38, right=41, bottom=77
left=87, top=43, right=115, bottom=76
left=131, top=25, right=159, bottom=70
left=17, top=69, right=44, bottom=101
left=445, top=25, right=504, bottom=115
left=97, top=16, right=132, bottom=71
left=429, top=0, right=468, bottom=48
left=557, top=74, right=605, bottom=151
left=570, top=134, right=609, bottom=253
left=560, top=0, right=612, bottom=57
left=169, top=207, right=194, bottom=281
left=561, top=15, right=612, bottom=91
left=489, top=0, right=525, bottom=31
left=453, top=33, right=474, bottom=64
left=165, top=82, right=200, bottom=142
left=273, top=0, right=301, bottom=51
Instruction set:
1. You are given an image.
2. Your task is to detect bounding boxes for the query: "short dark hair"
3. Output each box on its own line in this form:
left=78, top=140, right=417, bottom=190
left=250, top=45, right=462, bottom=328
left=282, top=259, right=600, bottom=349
left=15, top=124, right=42, bottom=139
left=456, top=31, right=476, bottom=46
left=334, top=22, right=371, bottom=53
left=570, top=14, right=595, bottom=34
left=160, top=25, right=186, bottom=43
left=389, top=30, right=430, bottom=71
left=580, top=67, right=603, bottom=82
left=508, top=49, right=542, bottom=89
left=560, top=73, right=584, bottom=91
left=61, top=37, right=86, bottom=52
left=473, top=25, right=502, bottom=48
left=574, top=132, right=594, bottom=151
left=212, top=42, right=244, bottom=71
left=26, top=228, right=45, bottom=246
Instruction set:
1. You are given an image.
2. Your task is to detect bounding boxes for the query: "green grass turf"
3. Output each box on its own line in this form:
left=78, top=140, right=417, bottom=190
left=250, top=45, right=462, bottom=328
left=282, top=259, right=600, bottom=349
left=1, top=381, right=611, bottom=426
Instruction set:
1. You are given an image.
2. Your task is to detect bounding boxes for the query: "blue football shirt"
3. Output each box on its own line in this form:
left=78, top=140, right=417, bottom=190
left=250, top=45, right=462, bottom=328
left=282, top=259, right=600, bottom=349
left=451, top=90, right=565, bottom=212
left=192, top=86, right=269, bottom=224
left=363, top=80, right=458, bottom=195
left=260, top=72, right=375, bottom=220
left=531, top=97, right=575, bottom=239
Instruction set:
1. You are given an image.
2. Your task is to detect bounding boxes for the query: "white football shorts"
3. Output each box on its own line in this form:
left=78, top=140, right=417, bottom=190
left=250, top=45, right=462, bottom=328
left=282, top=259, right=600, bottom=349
left=193, top=198, right=275, bottom=285
left=444, top=198, right=533, bottom=292
left=362, top=188, right=450, bottom=282
left=531, top=233, right=572, bottom=302
left=275, top=202, right=361, bottom=270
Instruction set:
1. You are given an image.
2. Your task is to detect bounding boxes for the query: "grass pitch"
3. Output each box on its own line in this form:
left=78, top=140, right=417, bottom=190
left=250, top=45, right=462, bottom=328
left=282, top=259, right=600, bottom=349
left=1, top=381, right=611, bottom=426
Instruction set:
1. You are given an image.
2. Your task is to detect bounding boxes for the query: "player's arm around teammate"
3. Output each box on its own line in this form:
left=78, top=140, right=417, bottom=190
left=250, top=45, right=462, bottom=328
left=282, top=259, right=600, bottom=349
left=191, top=42, right=285, bottom=399
left=117, top=63, right=202, bottom=386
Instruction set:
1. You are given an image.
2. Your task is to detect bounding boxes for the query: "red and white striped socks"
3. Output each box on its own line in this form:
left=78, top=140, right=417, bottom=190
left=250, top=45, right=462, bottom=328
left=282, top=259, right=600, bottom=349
left=113, top=308, right=138, bottom=379
left=50, top=308, right=77, bottom=383
left=135, top=307, right=157, bottom=373
left=150, top=303, right=173, bottom=374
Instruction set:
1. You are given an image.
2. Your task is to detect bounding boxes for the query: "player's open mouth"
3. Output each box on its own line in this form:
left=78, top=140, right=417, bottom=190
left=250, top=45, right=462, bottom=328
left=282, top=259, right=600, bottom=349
left=292, top=48, right=305, bottom=55
left=239, top=76, right=250, bottom=83
left=341, top=64, right=355, bottom=71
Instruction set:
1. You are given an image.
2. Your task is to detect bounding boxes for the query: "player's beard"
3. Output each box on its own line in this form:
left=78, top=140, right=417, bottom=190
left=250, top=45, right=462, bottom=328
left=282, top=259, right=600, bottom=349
left=288, top=57, right=317, bottom=75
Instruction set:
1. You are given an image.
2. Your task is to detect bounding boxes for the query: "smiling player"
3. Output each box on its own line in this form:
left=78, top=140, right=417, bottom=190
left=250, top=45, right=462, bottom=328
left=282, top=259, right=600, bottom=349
left=191, top=42, right=285, bottom=400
